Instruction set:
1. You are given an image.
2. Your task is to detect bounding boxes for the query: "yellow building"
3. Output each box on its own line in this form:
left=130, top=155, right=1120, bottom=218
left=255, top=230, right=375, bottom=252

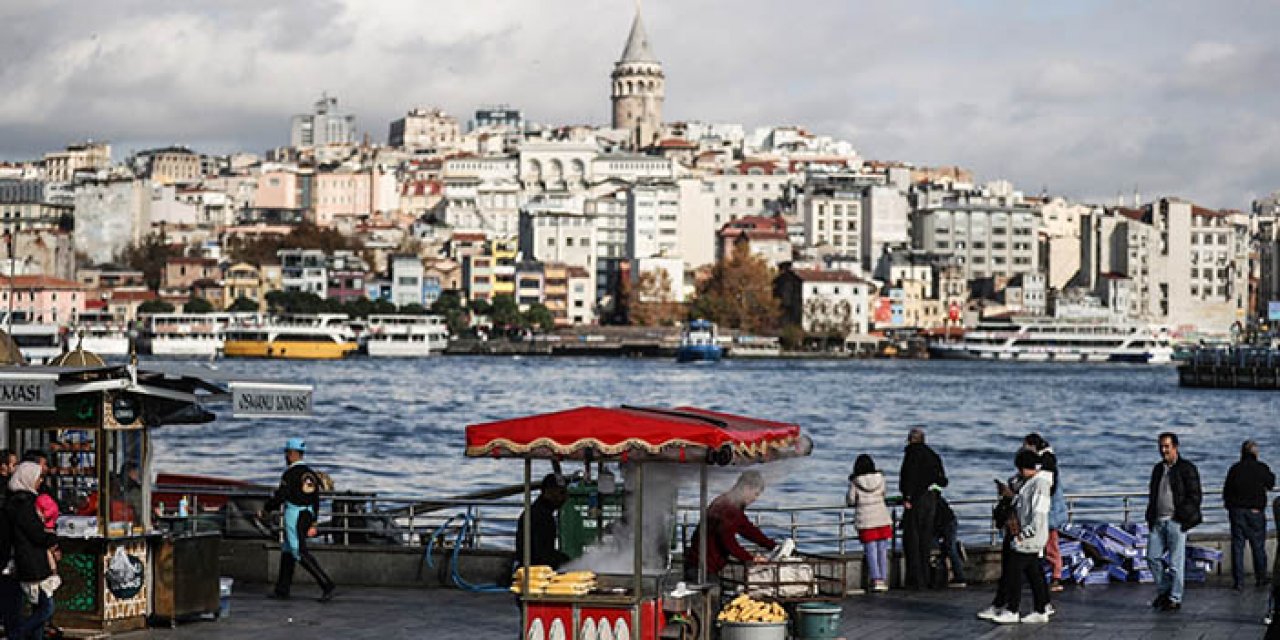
left=491, top=240, right=518, bottom=298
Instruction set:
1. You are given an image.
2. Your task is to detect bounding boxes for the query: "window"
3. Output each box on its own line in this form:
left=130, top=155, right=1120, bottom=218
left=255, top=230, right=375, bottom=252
left=973, top=241, right=986, bottom=249
left=566, top=237, right=574, bottom=247
left=547, top=238, right=555, bottom=247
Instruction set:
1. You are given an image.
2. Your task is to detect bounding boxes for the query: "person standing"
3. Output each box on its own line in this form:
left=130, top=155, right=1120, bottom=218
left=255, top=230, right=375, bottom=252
left=847, top=455, right=893, bottom=592
left=980, top=450, right=1053, bottom=624
left=899, top=427, right=948, bottom=590
left=1024, top=433, right=1066, bottom=592
left=934, top=491, right=967, bottom=588
left=515, top=474, right=572, bottom=571
left=1146, top=432, right=1202, bottom=612
left=7, top=462, right=59, bottom=640
left=1223, top=439, right=1275, bottom=590
left=259, top=438, right=335, bottom=602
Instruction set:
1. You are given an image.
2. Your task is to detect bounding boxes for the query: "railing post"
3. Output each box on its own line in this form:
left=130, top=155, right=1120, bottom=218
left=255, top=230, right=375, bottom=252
left=1122, top=496, right=1130, bottom=525
left=790, top=511, right=798, bottom=543
left=474, top=506, right=482, bottom=548
left=838, top=509, right=847, bottom=556
left=342, top=497, right=350, bottom=546
left=408, top=503, right=416, bottom=545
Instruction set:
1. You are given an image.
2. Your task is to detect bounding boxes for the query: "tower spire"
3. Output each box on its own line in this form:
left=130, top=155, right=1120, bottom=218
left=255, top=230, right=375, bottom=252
left=619, top=4, right=655, bottom=63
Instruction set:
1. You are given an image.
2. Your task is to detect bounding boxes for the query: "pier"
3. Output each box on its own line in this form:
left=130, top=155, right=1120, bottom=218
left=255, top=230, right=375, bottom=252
left=1178, top=346, right=1280, bottom=389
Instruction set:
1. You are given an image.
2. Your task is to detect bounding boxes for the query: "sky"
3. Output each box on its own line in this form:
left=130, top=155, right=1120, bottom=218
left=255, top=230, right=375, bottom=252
left=0, top=0, right=1276, bottom=210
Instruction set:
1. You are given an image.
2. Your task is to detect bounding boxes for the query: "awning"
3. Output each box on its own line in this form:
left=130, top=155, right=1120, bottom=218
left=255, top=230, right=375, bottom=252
left=465, top=405, right=812, bottom=465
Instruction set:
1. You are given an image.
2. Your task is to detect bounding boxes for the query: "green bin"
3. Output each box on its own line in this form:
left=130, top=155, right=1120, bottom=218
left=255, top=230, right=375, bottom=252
left=794, top=602, right=842, bottom=639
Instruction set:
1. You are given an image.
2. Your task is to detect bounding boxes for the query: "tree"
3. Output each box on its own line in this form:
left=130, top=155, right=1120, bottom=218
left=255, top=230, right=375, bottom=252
left=523, top=303, right=555, bottom=332
left=226, top=296, right=260, bottom=312
left=265, top=290, right=326, bottom=314
left=138, top=299, right=175, bottom=314
left=689, top=243, right=782, bottom=333
left=779, top=324, right=806, bottom=351
left=431, top=292, right=469, bottom=335
left=225, top=222, right=363, bottom=265
left=470, top=298, right=493, bottom=317
left=116, top=232, right=184, bottom=290
left=183, top=297, right=216, bottom=313
left=398, top=303, right=427, bottom=314
left=626, top=269, right=684, bottom=326
left=490, top=294, right=522, bottom=329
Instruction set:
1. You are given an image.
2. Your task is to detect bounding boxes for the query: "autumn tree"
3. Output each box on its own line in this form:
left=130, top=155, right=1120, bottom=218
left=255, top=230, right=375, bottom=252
left=116, top=232, right=185, bottom=290
left=626, top=269, right=684, bottom=326
left=226, top=222, right=363, bottom=265
left=689, top=243, right=781, bottom=333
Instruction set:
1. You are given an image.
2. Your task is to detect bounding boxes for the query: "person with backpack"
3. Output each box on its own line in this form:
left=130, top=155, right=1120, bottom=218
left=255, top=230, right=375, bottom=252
left=1024, top=433, right=1067, bottom=592
left=934, top=491, right=967, bottom=588
left=259, top=438, right=336, bottom=602
left=846, top=455, right=893, bottom=592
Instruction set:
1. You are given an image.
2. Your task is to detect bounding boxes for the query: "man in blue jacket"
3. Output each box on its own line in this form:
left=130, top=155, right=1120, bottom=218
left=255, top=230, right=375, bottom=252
left=1146, top=432, right=1202, bottom=612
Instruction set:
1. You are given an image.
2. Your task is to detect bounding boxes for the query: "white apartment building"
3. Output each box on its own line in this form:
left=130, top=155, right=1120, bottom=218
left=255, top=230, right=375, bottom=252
left=627, top=182, right=680, bottom=261
left=291, top=94, right=355, bottom=148
left=279, top=249, right=328, bottom=297
left=803, top=191, right=863, bottom=260
left=705, top=164, right=794, bottom=226
left=518, top=196, right=598, bottom=274
left=441, top=157, right=521, bottom=237
left=389, top=108, right=461, bottom=151
left=911, top=186, right=1041, bottom=282
left=775, top=268, right=871, bottom=336
left=586, top=190, right=628, bottom=301
left=390, top=255, right=425, bottom=307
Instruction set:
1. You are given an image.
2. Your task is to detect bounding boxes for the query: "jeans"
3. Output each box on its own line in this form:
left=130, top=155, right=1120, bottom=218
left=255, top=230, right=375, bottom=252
left=1147, top=518, right=1186, bottom=603
left=11, top=590, right=53, bottom=640
left=939, top=519, right=966, bottom=583
left=864, top=539, right=889, bottom=583
left=1229, top=507, right=1267, bottom=587
left=902, top=491, right=938, bottom=589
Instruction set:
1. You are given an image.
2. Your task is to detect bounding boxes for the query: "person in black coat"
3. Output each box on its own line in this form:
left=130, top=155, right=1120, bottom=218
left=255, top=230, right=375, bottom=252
left=515, top=474, right=571, bottom=570
left=1223, top=440, right=1275, bottom=589
left=899, top=427, right=948, bottom=590
left=1145, top=432, right=1201, bottom=611
left=6, top=462, right=58, bottom=640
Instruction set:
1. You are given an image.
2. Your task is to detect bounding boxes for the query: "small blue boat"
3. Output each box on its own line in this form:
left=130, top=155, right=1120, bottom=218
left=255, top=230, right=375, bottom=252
left=676, top=319, right=723, bottom=363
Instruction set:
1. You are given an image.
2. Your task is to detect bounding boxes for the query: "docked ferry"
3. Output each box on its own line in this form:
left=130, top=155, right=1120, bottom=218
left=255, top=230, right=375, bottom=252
left=69, top=311, right=130, bottom=356
left=222, top=314, right=358, bottom=360
left=0, top=312, right=62, bottom=364
left=141, top=312, right=244, bottom=357
left=928, top=318, right=1174, bottom=364
left=364, top=314, right=449, bottom=357
left=676, top=319, right=723, bottom=363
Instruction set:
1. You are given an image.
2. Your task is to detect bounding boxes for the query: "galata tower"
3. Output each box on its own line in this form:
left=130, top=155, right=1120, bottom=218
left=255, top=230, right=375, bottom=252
left=611, top=7, right=664, bottom=149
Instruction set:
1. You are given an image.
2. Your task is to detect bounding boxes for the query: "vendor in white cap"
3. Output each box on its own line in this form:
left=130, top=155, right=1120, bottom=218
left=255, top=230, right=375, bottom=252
left=258, top=437, right=335, bottom=602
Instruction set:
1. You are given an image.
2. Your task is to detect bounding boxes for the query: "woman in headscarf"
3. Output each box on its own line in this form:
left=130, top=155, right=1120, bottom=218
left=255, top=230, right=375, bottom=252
left=7, top=461, right=59, bottom=640
left=684, top=471, right=777, bottom=581
left=847, top=454, right=893, bottom=592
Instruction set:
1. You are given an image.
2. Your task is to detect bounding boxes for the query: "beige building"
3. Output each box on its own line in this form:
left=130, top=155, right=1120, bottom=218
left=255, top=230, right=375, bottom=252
left=132, top=147, right=202, bottom=184
left=611, top=9, right=664, bottom=149
left=389, top=108, right=460, bottom=151
left=43, top=142, right=111, bottom=182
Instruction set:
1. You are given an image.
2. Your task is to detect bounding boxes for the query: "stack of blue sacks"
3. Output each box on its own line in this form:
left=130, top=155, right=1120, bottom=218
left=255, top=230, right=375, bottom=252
left=1051, top=522, right=1221, bottom=585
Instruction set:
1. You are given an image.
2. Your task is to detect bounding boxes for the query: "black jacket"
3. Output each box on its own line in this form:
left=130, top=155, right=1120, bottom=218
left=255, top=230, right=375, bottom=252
left=899, top=442, right=948, bottom=503
left=6, top=491, right=57, bottom=582
left=514, top=496, right=570, bottom=570
left=1146, top=457, right=1202, bottom=532
left=264, top=462, right=322, bottom=512
left=1223, top=456, right=1275, bottom=510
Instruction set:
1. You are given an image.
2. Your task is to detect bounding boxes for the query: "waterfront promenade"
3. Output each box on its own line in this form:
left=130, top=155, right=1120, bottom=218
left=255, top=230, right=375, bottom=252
left=127, top=581, right=1269, bottom=639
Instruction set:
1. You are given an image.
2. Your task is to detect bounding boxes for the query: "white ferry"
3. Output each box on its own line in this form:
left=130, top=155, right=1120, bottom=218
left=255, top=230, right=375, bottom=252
left=928, top=318, right=1174, bottom=364
left=0, top=312, right=62, bottom=364
left=223, top=313, right=358, bottom=360
left=364, top=314, right=450, bottom=357
left=141, top=312, right=240, bottom=357
left=69, top=311, right=130, bottom=356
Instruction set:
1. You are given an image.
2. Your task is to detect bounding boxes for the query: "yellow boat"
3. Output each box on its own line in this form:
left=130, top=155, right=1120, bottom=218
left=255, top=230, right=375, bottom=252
left=222, top=314, right=358, bottom=360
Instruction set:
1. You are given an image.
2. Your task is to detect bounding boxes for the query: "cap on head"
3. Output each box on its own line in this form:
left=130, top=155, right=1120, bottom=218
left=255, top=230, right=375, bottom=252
left=284, top=438, right=306, bottom=453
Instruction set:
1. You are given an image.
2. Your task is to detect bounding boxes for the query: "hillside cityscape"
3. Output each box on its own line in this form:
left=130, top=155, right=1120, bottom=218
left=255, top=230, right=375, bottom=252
left=1, top=7, right=1277, bottom=346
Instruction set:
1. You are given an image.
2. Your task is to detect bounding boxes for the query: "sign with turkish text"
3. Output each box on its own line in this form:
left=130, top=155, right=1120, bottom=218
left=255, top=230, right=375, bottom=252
left=0, top=373, right=57, bottom=411
left=230, top=383, right=312, bottom=418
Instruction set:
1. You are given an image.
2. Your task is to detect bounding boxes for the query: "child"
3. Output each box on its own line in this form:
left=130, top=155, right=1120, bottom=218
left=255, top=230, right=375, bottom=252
left=847, top=454, right=893, bottom=592
left=30, top=492, right=62, bottom=601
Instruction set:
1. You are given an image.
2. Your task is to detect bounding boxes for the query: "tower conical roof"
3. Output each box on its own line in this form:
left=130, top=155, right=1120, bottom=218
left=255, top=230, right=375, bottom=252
left=619, top=11, right=657, bottom=63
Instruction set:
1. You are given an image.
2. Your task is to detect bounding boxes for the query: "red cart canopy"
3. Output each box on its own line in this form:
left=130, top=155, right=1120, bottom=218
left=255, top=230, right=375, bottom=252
left=464, top=405, right=811, bottom=464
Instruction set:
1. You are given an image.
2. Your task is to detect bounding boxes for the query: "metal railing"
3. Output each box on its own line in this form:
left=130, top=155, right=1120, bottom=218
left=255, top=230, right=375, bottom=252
left=155, top=483, right=1241, bottom=556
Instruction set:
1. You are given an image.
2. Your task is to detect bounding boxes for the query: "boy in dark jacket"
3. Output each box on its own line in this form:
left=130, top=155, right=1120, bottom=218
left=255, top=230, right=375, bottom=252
left=1146, top=432, right=1201, bottom=612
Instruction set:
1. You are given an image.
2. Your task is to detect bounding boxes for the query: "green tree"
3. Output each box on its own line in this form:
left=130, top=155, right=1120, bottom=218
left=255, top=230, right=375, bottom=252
left=116, top=233, right=184, bottom=291
left=226, top=296, right=260, bottom=312
left=523, top=303, right=555, bottom=332
left=137, top=299, right=175, bottom=314
left=183, top=297, right=215, bottom=313
left=265, top=290, right=326, bottom=314
left=470, top=298, right=492, bottom=316
left=431, top=292, right=469, bottom=335
left=398, top=303, right=427, bottom=314
left=779, top=324, right=806, bottom=351
left=689, top=243, right=782, bottom=333
left=490, top=294, right=521, bottom=329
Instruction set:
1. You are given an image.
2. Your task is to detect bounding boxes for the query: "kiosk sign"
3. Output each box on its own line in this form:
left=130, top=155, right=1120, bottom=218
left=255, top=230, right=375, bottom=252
left=230, top=383, right=312, bottom=418
left=0, top=373, right=56, bottom=411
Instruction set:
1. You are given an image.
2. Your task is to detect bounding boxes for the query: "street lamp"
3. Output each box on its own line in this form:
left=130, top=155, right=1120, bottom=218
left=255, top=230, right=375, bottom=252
left=2, top=230, right=12, bottom=337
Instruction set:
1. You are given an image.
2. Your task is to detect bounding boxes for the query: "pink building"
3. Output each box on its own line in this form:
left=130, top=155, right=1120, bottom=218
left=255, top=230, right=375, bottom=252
left=254, top=170, right=303, bottom=209
left=0, top=276, right=89, bottom=324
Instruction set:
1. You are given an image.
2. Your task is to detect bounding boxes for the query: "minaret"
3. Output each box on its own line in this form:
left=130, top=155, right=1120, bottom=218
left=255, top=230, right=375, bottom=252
left=611, top=3, right=664, bottom=150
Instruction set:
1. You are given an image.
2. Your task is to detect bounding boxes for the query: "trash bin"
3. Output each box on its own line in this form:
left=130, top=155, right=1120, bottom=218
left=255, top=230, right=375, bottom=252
left=794, top=602, right=842, bottom=639
left=219, top=577, right=234, bottom=618
left=719, top=621, right=787, bottom=640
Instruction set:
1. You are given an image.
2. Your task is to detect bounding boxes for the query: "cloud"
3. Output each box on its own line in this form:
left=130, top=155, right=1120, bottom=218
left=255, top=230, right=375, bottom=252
left=0, top=0, right=1275, bottom=209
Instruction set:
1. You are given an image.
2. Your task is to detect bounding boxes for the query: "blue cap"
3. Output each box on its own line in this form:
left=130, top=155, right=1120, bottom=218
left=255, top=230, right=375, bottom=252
left=284, top=438, right=306, bottom=453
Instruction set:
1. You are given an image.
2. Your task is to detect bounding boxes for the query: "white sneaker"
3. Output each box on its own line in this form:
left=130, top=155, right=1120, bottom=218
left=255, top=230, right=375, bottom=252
left=991, top=609, right=1020, bottom=624
left=976, top=606, right=1000, bottom=620
left=1021, top=611, right=1050, bottom=624
left=872, top=581, right=888, bottom=592
left=1044, top=604, right=1056, bottom=617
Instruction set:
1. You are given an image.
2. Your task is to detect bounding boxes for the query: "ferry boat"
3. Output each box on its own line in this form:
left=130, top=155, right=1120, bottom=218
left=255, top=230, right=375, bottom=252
left=222, top=314, right=358, bottom=360
left=0, top=312, right=62, bottom=364
left=927, top=317, right=1174, bottom=364
left=675, top=319, right=723, bottom=363
left=364, top=314, right=450, bottom=357
left=727, top=335, right=782, bottom=358
left=141, top=312, right=240, bottom=357
left=69, top=311, right=130, bottom=356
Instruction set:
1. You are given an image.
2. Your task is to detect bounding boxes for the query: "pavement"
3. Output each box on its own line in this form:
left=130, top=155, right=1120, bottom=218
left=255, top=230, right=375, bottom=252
left=106, top=580, right=1272, bottom=639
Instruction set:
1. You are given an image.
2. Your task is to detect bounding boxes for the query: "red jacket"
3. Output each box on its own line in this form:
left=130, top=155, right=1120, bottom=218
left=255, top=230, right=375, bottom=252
left=685, top=497, right=776, bottom=575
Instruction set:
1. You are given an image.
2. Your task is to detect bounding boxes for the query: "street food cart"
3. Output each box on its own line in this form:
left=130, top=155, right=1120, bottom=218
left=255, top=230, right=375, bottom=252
left=465, top=405, right=813, bottom=640
left=0, top=350, right=313, bottom=634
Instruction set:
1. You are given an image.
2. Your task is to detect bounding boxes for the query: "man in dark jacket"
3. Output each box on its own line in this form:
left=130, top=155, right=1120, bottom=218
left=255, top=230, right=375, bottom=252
left=899, top=427, right=948, bottom=590
left=259, top=438, right=335, bottom=602
left=515, top=474, right=571, bottom=571
left=1224, top=439, right=1275, bottom=589
left=1145, top=432, right=1202, bottom=611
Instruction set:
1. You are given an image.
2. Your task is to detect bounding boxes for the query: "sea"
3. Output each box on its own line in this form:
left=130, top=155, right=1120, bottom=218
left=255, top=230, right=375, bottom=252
left=149, top=357, right=1280, bottom=509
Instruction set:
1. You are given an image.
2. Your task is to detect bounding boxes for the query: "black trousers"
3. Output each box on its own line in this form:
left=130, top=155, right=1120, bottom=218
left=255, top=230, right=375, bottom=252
left=902, top=491, right=938, bottom=589
left=274, top=509, right=335, bottom=596
left=996, top=547, right=1049, bottom=615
